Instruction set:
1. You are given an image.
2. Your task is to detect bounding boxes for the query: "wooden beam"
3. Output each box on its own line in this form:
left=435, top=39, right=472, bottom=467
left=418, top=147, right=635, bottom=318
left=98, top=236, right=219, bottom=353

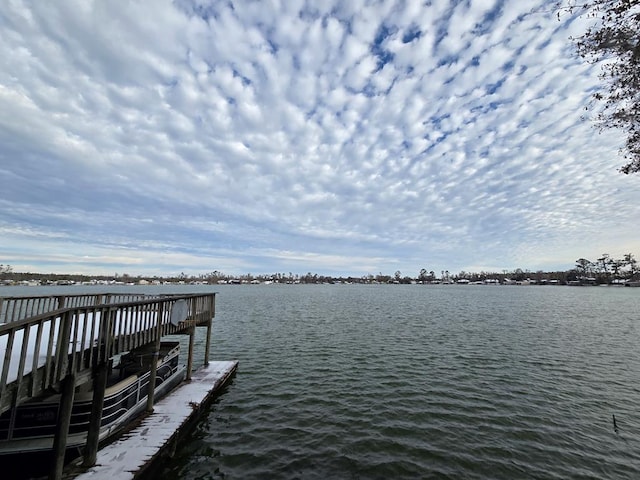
left=204, top=319, right=212, bottom=367
left=49, top=373, right=76, bottom=480
left=146, top=305, right=164, bottom=412
left=82, top=361, right=109, bottom=467
left=186, top=326, right=195, bottom=381
left=203, top=295, right=214, bottom=366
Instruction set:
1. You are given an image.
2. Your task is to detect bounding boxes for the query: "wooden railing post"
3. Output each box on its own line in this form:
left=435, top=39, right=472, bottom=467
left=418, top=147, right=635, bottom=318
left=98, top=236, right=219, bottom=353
left=0, top=330, right=15, bottom=406
left=54, top=310, right=73, bottom=383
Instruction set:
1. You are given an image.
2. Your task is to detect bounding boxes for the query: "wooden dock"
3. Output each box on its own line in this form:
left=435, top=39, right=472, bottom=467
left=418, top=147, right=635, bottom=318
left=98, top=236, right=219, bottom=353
left=67, top=360, right=238, bottom=480
left=0, top=292, right=237, bottom=480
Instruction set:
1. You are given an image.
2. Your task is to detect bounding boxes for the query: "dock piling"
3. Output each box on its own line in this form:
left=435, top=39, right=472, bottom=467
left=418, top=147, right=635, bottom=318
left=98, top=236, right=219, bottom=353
left=204, top=296, right=214, bottom=366
left=146, top=303, right=164, bottom=412
left=186, top=325, right=195, bottom=380
left=49, top=373, right=76, bottom=480
left=82, top=361, right=109, bottom=467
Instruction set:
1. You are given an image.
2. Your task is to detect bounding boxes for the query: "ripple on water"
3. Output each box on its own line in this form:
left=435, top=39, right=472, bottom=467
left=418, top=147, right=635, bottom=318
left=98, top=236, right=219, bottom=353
left=166, top=285, right=640, bottom=479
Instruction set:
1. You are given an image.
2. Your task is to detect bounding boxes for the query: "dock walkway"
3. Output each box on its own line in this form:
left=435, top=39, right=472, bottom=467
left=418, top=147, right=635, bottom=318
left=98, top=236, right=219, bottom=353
left=69, top=361, right=238, bottom=480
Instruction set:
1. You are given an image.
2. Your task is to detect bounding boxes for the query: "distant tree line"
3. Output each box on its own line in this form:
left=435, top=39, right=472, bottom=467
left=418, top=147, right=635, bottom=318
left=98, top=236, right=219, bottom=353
left=571, top=253, right=638, bottom=283
left=1, top=253, right=637, bottom=286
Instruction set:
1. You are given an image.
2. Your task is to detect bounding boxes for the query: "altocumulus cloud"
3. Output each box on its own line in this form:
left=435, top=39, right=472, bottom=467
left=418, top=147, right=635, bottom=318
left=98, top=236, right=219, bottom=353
left=1, top=0, right=639, bottom=277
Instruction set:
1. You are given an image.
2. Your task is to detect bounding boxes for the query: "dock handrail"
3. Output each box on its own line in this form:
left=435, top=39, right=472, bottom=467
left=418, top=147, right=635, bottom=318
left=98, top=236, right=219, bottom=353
left=0, top=293, right=158, bottom=324
left=0, top=293, right=216, bottom=415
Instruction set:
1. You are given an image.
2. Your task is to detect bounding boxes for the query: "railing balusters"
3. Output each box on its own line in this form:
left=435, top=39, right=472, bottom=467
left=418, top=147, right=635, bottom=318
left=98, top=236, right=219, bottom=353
left=43, top=316, right=57, bottom=389
left=79, top=309, right=89, bottom=371
left=12, top=324, right=31, bottom=403
left=1, top=329, right=16, bottom=400
left=0, top=293, right=215, bottom=415
left=30, top=320, right=44, bottom=395
left=54, top=310, right=73, bottom=382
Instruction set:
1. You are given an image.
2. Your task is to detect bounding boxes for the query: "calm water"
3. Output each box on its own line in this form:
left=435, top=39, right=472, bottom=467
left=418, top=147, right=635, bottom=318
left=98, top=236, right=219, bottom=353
left=3, top=284, right=640, bottom=478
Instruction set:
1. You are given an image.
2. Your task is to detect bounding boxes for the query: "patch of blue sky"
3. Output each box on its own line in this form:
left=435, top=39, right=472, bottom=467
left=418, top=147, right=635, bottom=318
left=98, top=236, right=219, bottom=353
left=402, top=25, right=421, bottom=44
left=232, top=68, right=252, bottom=86
left=428, top=112, right=452, bottom=129
left=469, top=99, right=509, bottom=116
left=431, top=2, right=459, bottom=49
left=501, top=59, right=516, bottom=72
left=443, top=75, right=456, bottom=86
left=437, top=55, right=460, bottom=68
left=485, top=77, right=506, bottom=95
left=174, top=0, right=222, bottom=21
left=478, top=0, right=506, bottom=32
left=266, top=38, right=279, bottom=54
left=371, top=24, right=397, bottom=71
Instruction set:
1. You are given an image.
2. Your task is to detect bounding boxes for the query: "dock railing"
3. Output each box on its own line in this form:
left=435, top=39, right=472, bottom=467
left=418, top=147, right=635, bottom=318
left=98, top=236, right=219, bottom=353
left=0, top=293, right=157, bottom=324
left=0, top=293, right=216, bottom=416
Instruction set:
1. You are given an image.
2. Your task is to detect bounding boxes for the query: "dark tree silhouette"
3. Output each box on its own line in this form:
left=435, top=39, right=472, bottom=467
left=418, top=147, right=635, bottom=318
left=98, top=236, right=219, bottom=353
left=561, top=0, right=640, bottom=173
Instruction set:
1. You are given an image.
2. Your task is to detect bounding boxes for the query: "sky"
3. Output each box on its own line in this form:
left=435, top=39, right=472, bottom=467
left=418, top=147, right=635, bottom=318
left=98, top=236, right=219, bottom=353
left=1, top=0, right=639, bottom=278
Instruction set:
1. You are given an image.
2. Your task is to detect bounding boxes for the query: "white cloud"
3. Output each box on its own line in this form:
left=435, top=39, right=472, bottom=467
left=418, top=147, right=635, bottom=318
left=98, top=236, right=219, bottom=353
left=0, top=0, right=639, bottom=278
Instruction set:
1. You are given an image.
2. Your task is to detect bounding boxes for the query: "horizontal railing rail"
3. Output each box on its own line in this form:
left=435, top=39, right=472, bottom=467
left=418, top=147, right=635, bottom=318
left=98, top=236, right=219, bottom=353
left=0, top=293, right=159, bottom=324
left=0, top=293, right=216, bottom=416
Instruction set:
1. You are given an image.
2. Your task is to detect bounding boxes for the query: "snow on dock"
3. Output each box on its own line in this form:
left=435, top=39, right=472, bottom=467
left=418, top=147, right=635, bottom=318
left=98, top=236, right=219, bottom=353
left=69, top=360, right=238, bottom=480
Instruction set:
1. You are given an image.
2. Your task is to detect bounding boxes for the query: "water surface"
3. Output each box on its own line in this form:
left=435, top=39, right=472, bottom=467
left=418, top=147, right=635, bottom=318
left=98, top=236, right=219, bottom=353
left=171, top=284, right=640, bottom=479
left=3, top=284, right=640, bottom=478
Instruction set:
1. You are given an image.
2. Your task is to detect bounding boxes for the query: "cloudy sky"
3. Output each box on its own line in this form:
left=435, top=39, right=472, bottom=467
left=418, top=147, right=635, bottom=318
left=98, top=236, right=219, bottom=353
left=1, top=0, right=639, bottom=278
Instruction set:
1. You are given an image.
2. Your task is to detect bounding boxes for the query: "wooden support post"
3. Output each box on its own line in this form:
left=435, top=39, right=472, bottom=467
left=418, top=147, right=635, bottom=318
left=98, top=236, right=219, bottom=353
left=203, top=294, right=214, bottom=366
left=204, top=319, right=212, bottom=367
left=186, top=326, right=195, bottom=381
left=82, top=361, right=109, bottom=467
left=49, top=373, right=76, bottom=480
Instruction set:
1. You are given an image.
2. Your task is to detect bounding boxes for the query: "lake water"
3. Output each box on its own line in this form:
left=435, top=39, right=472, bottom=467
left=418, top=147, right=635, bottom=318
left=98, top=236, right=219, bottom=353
left=3, top=284, right=640, bottom=479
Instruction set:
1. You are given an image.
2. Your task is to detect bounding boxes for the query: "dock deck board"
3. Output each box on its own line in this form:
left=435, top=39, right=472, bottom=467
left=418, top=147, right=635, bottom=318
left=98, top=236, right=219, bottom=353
left=70, top=361, right=238, bottom=480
